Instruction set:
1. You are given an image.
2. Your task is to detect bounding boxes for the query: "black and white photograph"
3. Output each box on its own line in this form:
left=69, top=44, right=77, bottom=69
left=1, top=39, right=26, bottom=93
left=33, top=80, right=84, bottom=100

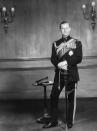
left=0, top=0, right=97, bottom=131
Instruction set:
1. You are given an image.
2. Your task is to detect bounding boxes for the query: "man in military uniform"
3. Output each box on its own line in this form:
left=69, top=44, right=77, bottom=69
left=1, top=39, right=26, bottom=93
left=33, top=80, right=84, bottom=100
left=43, top=21, right=83, bottom=129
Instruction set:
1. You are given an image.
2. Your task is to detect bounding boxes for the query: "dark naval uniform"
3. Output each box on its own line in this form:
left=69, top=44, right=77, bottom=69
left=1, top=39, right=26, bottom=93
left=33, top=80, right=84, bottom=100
left=50, top=36, right=83, bottom=127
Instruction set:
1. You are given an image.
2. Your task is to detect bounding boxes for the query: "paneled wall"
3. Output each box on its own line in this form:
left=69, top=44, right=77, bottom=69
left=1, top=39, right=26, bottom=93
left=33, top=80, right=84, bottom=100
left=0, top=57, right=97, bottom=99
left=0, top=0, right=97, bottom=58
left=0, top=0, right=97, bottom=99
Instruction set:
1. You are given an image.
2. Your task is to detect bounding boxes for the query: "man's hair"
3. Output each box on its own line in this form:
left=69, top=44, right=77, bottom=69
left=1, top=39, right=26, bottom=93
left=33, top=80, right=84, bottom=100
left=59, top=21, right=70, bottom=29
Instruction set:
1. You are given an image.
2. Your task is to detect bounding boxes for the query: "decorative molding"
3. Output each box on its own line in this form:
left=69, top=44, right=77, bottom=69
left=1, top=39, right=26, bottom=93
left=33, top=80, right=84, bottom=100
left=0, top=55, right=97, bottom=62
left=0, top=55, right=97, bottom=71
left=0, top=64, right=97, bottom=71
left=0, top=57, right=50, bottom=62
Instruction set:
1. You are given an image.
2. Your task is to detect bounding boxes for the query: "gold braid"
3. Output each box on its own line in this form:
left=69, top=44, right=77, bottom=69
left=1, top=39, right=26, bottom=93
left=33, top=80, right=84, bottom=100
left=54, top=39, right=76, bottom=59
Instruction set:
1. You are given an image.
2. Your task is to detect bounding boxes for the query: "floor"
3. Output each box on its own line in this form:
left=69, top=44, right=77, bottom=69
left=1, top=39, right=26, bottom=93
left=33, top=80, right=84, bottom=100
left=0, top=98, right=97, bottom=131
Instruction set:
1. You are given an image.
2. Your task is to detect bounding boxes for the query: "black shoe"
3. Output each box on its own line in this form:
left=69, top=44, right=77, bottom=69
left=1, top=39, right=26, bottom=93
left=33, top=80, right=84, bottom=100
left=43, top=121, right=58, bottom=128
left=67, top=123, right=73, bottom=129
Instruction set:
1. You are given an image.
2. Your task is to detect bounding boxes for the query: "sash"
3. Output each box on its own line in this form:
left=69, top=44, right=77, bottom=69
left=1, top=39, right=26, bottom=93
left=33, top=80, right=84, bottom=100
left=54, top=39, right=76, bottom=59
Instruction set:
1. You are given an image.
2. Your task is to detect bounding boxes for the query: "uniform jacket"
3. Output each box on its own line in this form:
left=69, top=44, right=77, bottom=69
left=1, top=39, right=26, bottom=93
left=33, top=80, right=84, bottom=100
left=51, top=36, right=83, bottom=82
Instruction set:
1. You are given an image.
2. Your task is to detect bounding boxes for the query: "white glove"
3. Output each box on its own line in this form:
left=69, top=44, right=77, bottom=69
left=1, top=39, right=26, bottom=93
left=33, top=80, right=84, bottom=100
left=58, top=60, right=68, bottom=70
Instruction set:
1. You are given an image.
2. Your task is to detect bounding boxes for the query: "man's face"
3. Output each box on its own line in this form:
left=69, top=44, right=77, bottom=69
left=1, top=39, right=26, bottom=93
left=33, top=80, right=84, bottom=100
left=60, top=23, right=71, bottom=38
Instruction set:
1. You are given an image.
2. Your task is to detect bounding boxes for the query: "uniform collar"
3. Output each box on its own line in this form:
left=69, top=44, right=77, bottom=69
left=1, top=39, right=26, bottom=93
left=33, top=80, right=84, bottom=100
left=62, top=35, right=71, bottom=42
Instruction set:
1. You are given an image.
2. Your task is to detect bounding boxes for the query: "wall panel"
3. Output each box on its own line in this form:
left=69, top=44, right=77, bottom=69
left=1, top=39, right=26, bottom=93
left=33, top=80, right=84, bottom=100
left=0, top=0, right=97, bottom=59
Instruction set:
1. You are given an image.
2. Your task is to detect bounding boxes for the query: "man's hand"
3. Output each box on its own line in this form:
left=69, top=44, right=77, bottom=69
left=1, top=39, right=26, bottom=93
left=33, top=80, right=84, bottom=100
left=58, top=60, right=68, bottom=70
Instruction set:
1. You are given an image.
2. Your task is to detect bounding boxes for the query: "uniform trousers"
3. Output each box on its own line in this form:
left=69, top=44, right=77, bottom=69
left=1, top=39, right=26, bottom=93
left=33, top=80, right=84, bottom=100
left=50, top=70, right=77, bottom=124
